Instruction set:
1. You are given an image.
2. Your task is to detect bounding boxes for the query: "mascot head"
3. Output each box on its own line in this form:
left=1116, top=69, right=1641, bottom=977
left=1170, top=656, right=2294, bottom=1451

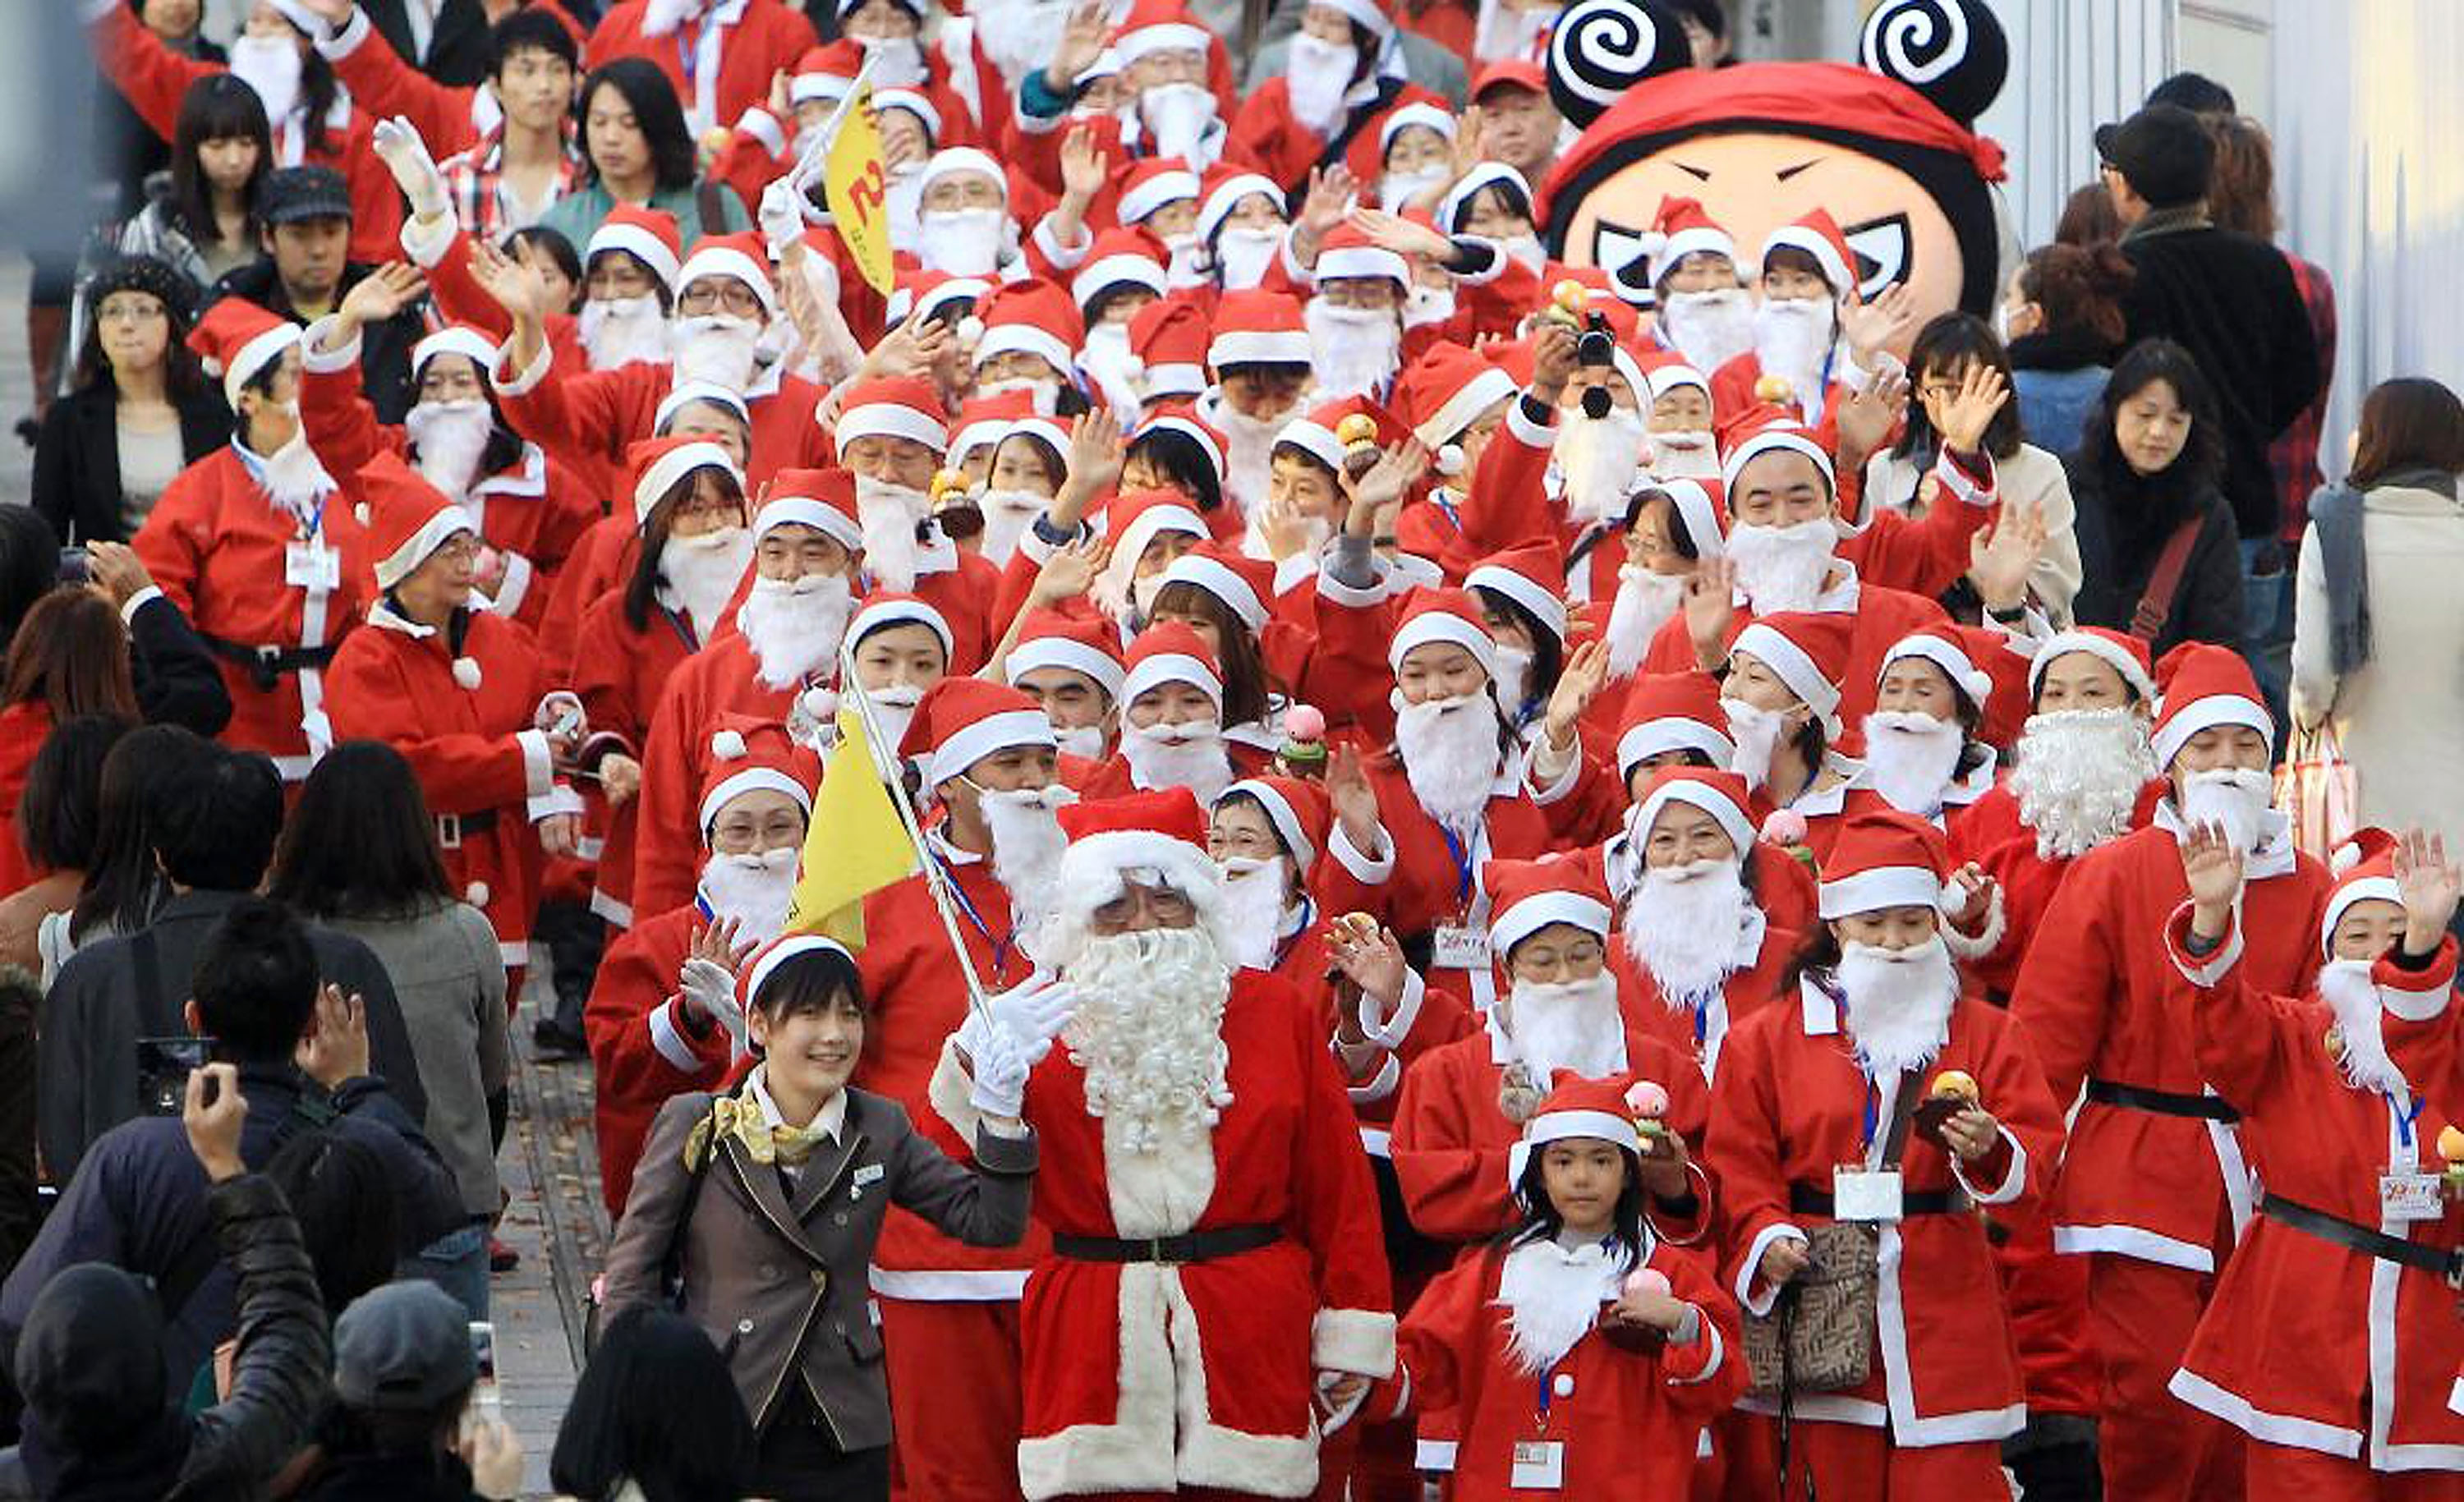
left=1541, top=0, right=2010, bottom=325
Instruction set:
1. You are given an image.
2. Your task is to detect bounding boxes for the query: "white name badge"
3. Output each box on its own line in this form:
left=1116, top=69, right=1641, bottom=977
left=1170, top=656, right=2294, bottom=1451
left=1833, top=1167, right=1905, bottom=1223
left=2381, top=1172, right=2445, bottom=1223
left=1509, top=1439, right=1565, bottom=1489
left=1432, top=926, right=1491, bottom=970
left=284, top=540, right=340, bottom=595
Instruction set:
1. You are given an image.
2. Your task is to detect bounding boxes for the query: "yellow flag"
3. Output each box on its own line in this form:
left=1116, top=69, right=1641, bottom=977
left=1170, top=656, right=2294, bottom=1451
left=824, top=80, right=896, bottom=296
left=784, top=707, right=919, bottom=947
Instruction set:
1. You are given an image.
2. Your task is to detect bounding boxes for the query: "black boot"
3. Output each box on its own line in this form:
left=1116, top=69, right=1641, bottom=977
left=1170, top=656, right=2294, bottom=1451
left=2003, top=1414, right=2100, bottom=1501
left=530, top=899, right=602, bottom=1060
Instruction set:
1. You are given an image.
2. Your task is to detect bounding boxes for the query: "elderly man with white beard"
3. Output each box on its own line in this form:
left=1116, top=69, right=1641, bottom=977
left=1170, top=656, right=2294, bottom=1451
left=2011, top=642, right=2333, bottom=1502
left=834, top=377, right=1004, bottom=669
left=1642, top=198, right=1754, bottom=374
left=934, top=787, right=1398, bottom=1500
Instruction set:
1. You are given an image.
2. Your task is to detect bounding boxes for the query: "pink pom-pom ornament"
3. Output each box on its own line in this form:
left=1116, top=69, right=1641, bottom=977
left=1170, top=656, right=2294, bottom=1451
left=1624, top=1269, right=1671, bottom=1299
left=1625, top=1080, right=1670, bottom=1119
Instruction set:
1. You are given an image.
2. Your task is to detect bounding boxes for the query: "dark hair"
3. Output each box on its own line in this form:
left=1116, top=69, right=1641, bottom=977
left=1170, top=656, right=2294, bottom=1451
left=1446, top=179, right=1534, bottom=237
left=1506, top=1134, right=1644, bottom=1271
left=287, top=25, right=345, bottom=158
left=750, top=947, right=866, bottom=1023
left=191, top=897, right=319, bottom=1061
left=2053, top=182, right=2121, bottom=247
left=1892, top=312, right=2023, bottom=463
left=145, top=743, right=284, bottom=892
left=2147, top=70, right=2236, bottom=116
left=549, top=1308, right=759, bottom=1502
left=0, top=508, right=60, bottom=656
left=505, top=225, right=586, bottom=312
left=70, top=723, right=200, bottom=939
left=625, top=467, right=745, bottom=632
left=3, top=590, right=139, bottom=723
left=1129, top=427, right=1224, bottom=515
left=1784, top=923, right=1843, bottom=993
left=577, top=60, right=700, bottom=195
left=1621, top=486, right=1703, bottom=559
left=1471, top=584, right=1563, bottom=726
left=2202, top=115, right=2278, bottom=238
left=2348, top=378, right=2464, bottom=489
left=1147, top=583, right=1277, bottom=727
left=17, top=714, right=132, bottom=873
left=2017, top=241, right=2133, bottom=349
left=168, top=74, right=271, bottom=250
left=266, top=742, right=453, bottom=921
left=1762, top=244, right=1830, bottom=288
left=2080, top=338, right=2225, bottom=557
left=490, top=7, right=579, bottom=77
left=266, top=1132, right=401, bottom=1315
left=991, top=430, right=1067, bottom=493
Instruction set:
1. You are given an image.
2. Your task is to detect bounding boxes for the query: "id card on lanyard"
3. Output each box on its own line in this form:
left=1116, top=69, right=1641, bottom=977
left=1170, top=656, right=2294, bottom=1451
left=1511, top=1368, right=1568, bottom=1488
left=1431, top=823, right=1490, bottom=970
left=2383, top=1092, right=2443, bottom=1222
left=1834, top=1079, right=1904, bottom=1222
left=283, top=497, right=338, bottom=595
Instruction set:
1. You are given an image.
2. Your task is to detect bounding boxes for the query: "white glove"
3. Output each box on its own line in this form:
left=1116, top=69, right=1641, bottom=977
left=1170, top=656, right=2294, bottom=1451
left=983, top=976, right=1078, bottom=1063
left=371, top=116, right=448, bottom=222
left=268, top=0, right=335, bottom=42
left=678, top=956, right=747, bottom=1051
left=958, top=1013, right=1031, bottom=1119
left=758, top=177, right=809, bottom=264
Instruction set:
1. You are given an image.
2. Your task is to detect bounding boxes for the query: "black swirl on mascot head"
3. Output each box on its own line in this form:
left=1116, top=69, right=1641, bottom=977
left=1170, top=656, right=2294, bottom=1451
left=1544, top=0, right=1691, bottom=130
left=1859, top=0, right=2010, bottom=126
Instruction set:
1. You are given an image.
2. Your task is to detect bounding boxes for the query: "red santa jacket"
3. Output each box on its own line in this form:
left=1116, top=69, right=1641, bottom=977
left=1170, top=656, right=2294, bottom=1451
left=1225, top=76, right=1452, bottom=194
left=1708, top=980, right=2062, bottom=1445
left=0, top=702, right=53, bottom=901
left=2011, top=810, right=2330, bottom=1271
left=1639, top=564, right=1951, bottom=737
left=538, top=515, right=639, bottom=678
left=2161, top=912, right=2464, bottom=1467
left=494, top=338, right=830, bottom=494
left=323, top=604, right=576, bottom=962
left=1393, top=1235, right=1745, bottom=1500
left=1708, top=347, right=1851, bottom=445
left=569, top=589, right=706, bottom=926
left=1309, top=960, right=1477, bottom=1151
left=584, top=903, right=731, bottom=1215
left=133, top=448, right=373, bottom=780
left=585, top=0, right=819, bottom=136
left=1946, top=778, right=2167, bottom=1001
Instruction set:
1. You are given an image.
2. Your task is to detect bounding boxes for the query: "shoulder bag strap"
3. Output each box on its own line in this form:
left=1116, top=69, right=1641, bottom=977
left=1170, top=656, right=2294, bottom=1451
left=2129, top=517, right=2209, bottom=641
left=1878, top=1068, right=1927, bottom=1170
left=695, top=177, right=729, bottom=244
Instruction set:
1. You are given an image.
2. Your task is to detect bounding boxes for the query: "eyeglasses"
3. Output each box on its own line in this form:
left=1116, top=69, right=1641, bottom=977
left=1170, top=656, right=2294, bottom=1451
left=678, top=281, right=765, bottom=317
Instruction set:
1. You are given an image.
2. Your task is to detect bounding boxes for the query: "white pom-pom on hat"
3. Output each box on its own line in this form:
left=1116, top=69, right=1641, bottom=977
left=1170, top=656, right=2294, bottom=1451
left=1435, top=443, right=1466, bottom=478
left=465, top=881, right=491, bottom=907
left=710, top=728, right=748, bottom=760
left=2331, top=839, right=2364, bottom=877
left=801, top=685, right=839, bottom=719
left=957, top=315, right=986, bottom=345
left=451, top=657, right=482, bottom=691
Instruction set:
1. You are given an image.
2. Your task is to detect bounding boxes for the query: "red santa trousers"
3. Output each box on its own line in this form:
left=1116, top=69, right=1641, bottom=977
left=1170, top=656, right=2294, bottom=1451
left=2088, top=1252, right=2245, bottom=1502
left=1724, top=1416, right=2004, bottom=1500
left=881, top=1297, right=1024, bottom=1502
left=2247, top=1441, right=2464, bottom=1502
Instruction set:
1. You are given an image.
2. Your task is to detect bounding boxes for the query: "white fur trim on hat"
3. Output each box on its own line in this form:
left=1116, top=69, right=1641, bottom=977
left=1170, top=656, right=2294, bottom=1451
left=1007, top=417, right=1071, bottom=462
left=1643, top=362, right=1710, bottom=401
left=1490, top=889, right=1611, bottom=958
left=1160, top=553, right=1269, bottom=632
left=919, top=148, right=1007, bottom=202
left=1118, top=168, right=1201, bottom=227
left=1317, top=244, right=1410, bottom=287
left=1196, top=173, right=1285, bottom=246
left=1435, top=163, right=1528, bottom=235
left=376, top=504, right=476, bottom=590
left=586, top=223, right=682, bottom=290
left=1220, top=778, right=1317, bottom=870
left=1106, top=502, right=1210, bottom=574
left=849, top=598, right=954, bottom=659
left=1141, top=414, right=1225, bottom=477
left=699, top=765, right=813, bottom=831
left=745, top=934, right=855, bottom=1006
left=753, top=495, right=862, bottom=553
left=634, top=441, right=742, bottom=525
left=1654, top=227, right=1735, bottom=279
left=1378, top=102, right=1455, bottom=154
left=1760, top=225, right=1850, bottom=294
left=1616, top=718, right=1734, bottom=784
left=1818, top=866, right=1949, bottom=921
left=790, top=71, right=852, bottom=108
left=1007, top=637, right=1124, bottom=700
left=1465, top=562, right=1567, bottom=644
left=1071, top=255, right=1167, bottom=312
left=222, top=323, right=301, bottom=408
left=1051, top=828, right=1225, bottom=935
left=2153, top=693, right=2273, bottom=772
left=1647, top=480, right=1725, bottom=560
left=411, top=326, right=499, bottom=376
left=872, top=87, right=941, bottom=142
left=677, top=244, right=779, bottom=316
left=655, top=380, right=749, bottom=433
left=835, top=398, right=949, bottom=454
left=1141, top=361, right=1207, bottom=399
left=1732, top=621, right=1841, bottom=719
left=1209, top=327, right=1314, bottom=369
left=1273, top=417, right=1345, bottom=474
left=1722, top=429, right=1835, bottom=494
left=894, top=277, right=991, bottom=328
left=1389, top=609, right=1496, bottom=677
left=1634, top=780, right=1754, bottom=855
left=2323, top=875, right=2402, bottom=953
left=927, top=707, right=1057, bottom=788
left=1115, top=20, right=1210, bottom=62
left=1121, top=650, right=1223, bottom=709
left=1312, top=0, right=1392, bottom=37
left=2027, top=631, right=2155, bottom=702
left=1416, top=365, right=1518, bottom=448
left=1883, top=633, right=1991, bottom=704
left=973, top=321, right=1075, bottom=376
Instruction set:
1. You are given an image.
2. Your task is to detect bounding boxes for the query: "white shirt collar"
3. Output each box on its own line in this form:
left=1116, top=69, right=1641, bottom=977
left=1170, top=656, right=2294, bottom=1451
left=747, top=1064, right=848, bottom=1142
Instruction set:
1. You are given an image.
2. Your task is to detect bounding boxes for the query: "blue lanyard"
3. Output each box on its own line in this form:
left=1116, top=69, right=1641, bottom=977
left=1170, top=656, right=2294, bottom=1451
left=1693, top=1003, right=1709, bottom=1049
left=1273, top=896, right=1317, bottom=970
left=675, top=21, right=702, bottom=82
left=2392, top=1091, right=2425, bottom=1151
left=938, top=856, right=1013, bottom=976
left=1437, top=824, right=1475, bottom=908
left=1859, top=1081, right=1881, bottom=1152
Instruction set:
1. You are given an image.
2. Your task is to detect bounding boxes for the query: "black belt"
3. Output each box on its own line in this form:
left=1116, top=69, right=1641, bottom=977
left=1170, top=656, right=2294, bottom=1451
left=436, top=810, right=499, bottom=849
left=1788, top=1183, right=1964, bottom=1217
left=2261, top=1192, right=2464, bottom=1284
left=2085, top=1079, right=2241, bottom=1123
left=1052, top=1224, right=1280, bottom=1265
left=200, top=633, right=338, bottom=691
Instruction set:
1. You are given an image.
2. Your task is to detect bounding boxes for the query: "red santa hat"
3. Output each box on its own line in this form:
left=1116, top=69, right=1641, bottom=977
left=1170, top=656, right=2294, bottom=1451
left=1121, top=621, right=1224, bottom=709
left=1312, top=223, right=1409, bottom=288
left=627, top=435, right=742, bottom=526
left=949, top=389, right=1039, bottom=464
left=788, top=42, right=861, bottom=107
left=408, top=325, right=499, bottom=379
left=674, top=232, right=778, bottom=317
left=1101, top=489, right=1211, bottom=573
left=1158, top=542, right=1276, bottom=633
left=1387, top=587, right=1498, bottom=678
left=1648, top=195, right=1737, bottom=282
left=917, top=148, right=1010, bottom=207
left=189, top=298, right=301, bottom=411
left=1128, top=296, right=1211, bottom=402
left=885, top=269, right=991, bottom=328
left=1133, top=407, right=1227, bottom=486
left=1879, top=627, right=1994, bottom=706
left=871, top=87, right=943, bottom=146
left=1643, top=478, right=1727, bottom=560
left=1631, top=765, right=1758, bottom=855
left=1465, top=544, right=1570, bottom=645
left=1274, top=393, right=1404, bottom=474
left=2150, top=641, right=2272, bottom=770
left=1616, top=671, right=1736, bottom=786
left=753, top=468, right=864, bottom=554
left=1485, top=857, right=1613, bottom=959
left=1393, top=342, right=1519, bottom=474
left=1759, top=207, right=1855, bottom=296
left=1817, top=810, right=1955, bottom=921
left=1116, top=157, right=1202, bottom=227
left=584, top=204, right=684, bottom=291
left=835, top=378, right=949, bottom=454
left=1052, top=788, right=1225, bottom=931
left=2025, top=626, right=2156, bottom=704
left=900, top=677, right=1056, bottom=788
left=1112, top=0, right=1212, bottom=62
left=358, top=452, right=475, bottom=593
left=1309, top=0, right=1394, bottom=41
left=1378, top=102, right=1456, bottom=156
left=972, top=280, right=1084, bottom=375
left=1070, top=229, right=1170, bottom=314
left=1005, top=610, right=1126, bottom=702
left=848, top=593, right=955, bottom=663
left=696, top=719, right=819, bottom=834
left=2320, top=829, right=2402, bottom=953
left=1731, top=612, right=1853, bottom=728
left=1435, top=163, right=1532, bottom=237
left=1720, top=417, right=1837, bottom=494
left=1194, top=171, right=1285, bottom=247
left=1217, top=774, right=1331, bottom=870
left=1506, top=1076, right=1652, bottom=1190
left=1004, top=416, right=1073, bottom=471
left=1206, top=290, right=1312, bottom=370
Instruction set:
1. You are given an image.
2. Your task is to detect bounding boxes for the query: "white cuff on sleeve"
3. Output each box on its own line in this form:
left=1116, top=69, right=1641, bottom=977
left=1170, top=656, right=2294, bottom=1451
left=1949, top=1126, right=2028, bottom=1206
left=2166, top=907, right=2245, bottom=990
left=1031, top=214, right=1090, bottom=270
left=738, top=106, right=787, bottom=158
left=119, top=586, right=164, bottom=626
left=492, top=333, right=554, bottom=397
left=300, top=315, right=362, bottom=374
left=400, top=204, right=457, bottom=268
left=1357, top=968, right=1424, bottom=1050
left=527, top=783, right=586, bottom=822
left=649, top=997, right=703, bottom=1072
left=1342, top=1050, right=1400, bottom=1105
left=1505, top=397, right=1555, bottom=449
left=1735, top=1223, right=1807, bottom=1318
left=516, top=728, right=554, bottom=798
left=1330, top=820, right=1394, bottom=884
left=2383, top=974, right=2456, bottom=1024
left=317, top=7, right=374, bottom=58
left=1933, top=447, right=1998, bottom=508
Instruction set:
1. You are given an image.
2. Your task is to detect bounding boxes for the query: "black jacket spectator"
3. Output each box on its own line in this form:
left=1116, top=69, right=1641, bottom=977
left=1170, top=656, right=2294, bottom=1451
left=2066, top=449, right=2243, bottom=655
left=121, top=583, right=236, bottom=738
left=31, top=380, right=230, bottom=545
left=363, top=0, right=497, bottom=90
left=212, top=258, right=422, bottom=425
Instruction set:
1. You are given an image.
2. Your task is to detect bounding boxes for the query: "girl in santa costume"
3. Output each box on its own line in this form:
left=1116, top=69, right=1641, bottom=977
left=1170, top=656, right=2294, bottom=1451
left=1392, top=1078, right=1746, bottom=1501
left=1793, top=627, right=2012, bottom=861
left=2163, top=824, right=2464, bottom=1500
left=135, top=298, right=374, bottom=784
left=322, top=452, right=587, bottom=978
left=1704, top=209, right=1907, bottom=437
left=1712, top=612, right=1859, bottom=818
left=1148, top=540, right=1394, bottom=750
left=1706, top=811, right=2059, bottom=1500
left=1079, top=623, right=1268, bottom=805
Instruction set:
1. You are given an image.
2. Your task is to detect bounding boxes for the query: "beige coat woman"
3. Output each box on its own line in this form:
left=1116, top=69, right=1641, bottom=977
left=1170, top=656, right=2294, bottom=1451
left=1862, top=442, right=2083, bottom=623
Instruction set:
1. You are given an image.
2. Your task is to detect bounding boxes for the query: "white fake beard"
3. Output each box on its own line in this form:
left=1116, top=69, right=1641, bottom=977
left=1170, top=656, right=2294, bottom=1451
left=976, top=488, right=1046, bottom=567
left=1498, top=233, right=1547, bottom=273
left=1837, top=937, right=1961, bottom=1079
left=1473, top=0, right=1558, bottom=62
left=1554, top=408, right=1648, bottom=523
left=1120, top=717, right=1235, bottom=805
left=1722, top=697, right=1786, bottom=792
left=1625, top=857, right=1754, bottom=1014
left=660, top=526, right=752, bottom=638
left=1214, top=402, right=1287, bottom=521
left=669, top=315, right=761, bottom=393
left=1286, top=34, right=1357, bottom=137
left=257, top=414, right=337, bottom=518
left=855, top=476, right=933, bottom=591
left=1492, top=645, right=1533, bottom=722
left=738, top=571, right=853, bottom=689
left=884, top=164, right=925, bottom=248
left=981, top=783, right=1075, bottom=937
left=2319, top=958, right=2407, bottom=1096
left=859, top=34, right=929, bottom=89
left=1305, top=300, right=1402, bottom=399
left=1139, top=83, right=1220, bottom=162
left=1646, top=429, right=1722, bottom=480
left=1215, top=855, right=1294, bottom=970
left=1080, top=321, right=1145, bottom=426
left=1054, top=722, right=1106, bottom=760
left=1059, top=926, right=1234, bottom=1155
left=1213, top=227, right=1282, bottom=291
left=579, top=295, right=670, bottom=370
left=1605, top=564, right=1684, bottom=678
left=697, top=847, right=798, bottom=949
left=1498, top=1238, right=1623, bottom=1376
left=405, top=398, right=494, bottom=498
left=920, top=208, right=1009, bottom=278
left=1380, top=168, right=1450, bottom=214
left=1861, top=710, right=1965, bottom=815
left=1395, top=692, right=1503, bottom=837
left=2178, top=766, right=2276, bottom=858
left=2007, top=708, right=2155, bottom=859
left=229, top=33, right=302, bottom=124
left=970, top=0, right=1071, bottom=85
left=1165, top=232, right=1209, bottom=292
left=977, top=375, right=1062, bottom=417
left=1504, top=972, right=1625, bottom=1082
left=1657, top=287, right=1756, bottom=372
left=1752, top=298, right=1837, bottom=402
left=1724, top=518, right=1836, bottom=615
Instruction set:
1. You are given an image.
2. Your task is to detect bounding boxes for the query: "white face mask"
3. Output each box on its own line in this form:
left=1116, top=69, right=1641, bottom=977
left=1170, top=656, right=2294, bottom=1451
left=230, top=32, right=304, bottom=123
left=579, top=294, right=670, bottom=371
left=1723, top=517, right=1837, bottom=615
left=405, top=397, right=494, bottom=498
left=1138, top=81, right=1220, bottom=161
left=1379, top=167, right=1450, bottom=214
left=920, top=206, right=1009, bottom=278
left=669, top=313, right=763, bottom=393
left=1286, top=34, right=1358, bottom=136
left=1213, top=226, right=1283, bottom=290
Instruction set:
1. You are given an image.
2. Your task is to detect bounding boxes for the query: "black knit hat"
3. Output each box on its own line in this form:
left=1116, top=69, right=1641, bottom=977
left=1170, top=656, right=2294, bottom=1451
left=84, top=255, right=200, bottom=331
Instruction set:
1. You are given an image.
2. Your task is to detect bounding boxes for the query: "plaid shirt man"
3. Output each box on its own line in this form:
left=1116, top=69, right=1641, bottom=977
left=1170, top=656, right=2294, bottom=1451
left=2270, top=250, right=2339, bottom=544
left=440, top=129, right=587, bottom=241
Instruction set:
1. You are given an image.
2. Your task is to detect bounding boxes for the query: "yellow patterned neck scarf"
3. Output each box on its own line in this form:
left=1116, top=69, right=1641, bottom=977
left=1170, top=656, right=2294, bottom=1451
left=683, top=1095, right=835, bottom=1170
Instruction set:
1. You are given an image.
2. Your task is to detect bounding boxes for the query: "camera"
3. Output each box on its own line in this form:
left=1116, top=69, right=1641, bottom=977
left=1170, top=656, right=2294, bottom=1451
left=57, top=547, right=89, bottom=586
left=1574, top=312, right=1617, bottom=419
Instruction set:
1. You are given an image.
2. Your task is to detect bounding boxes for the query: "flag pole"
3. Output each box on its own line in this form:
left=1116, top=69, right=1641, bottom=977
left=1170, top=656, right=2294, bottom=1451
left=835, top=646, right=996, bottom=1025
